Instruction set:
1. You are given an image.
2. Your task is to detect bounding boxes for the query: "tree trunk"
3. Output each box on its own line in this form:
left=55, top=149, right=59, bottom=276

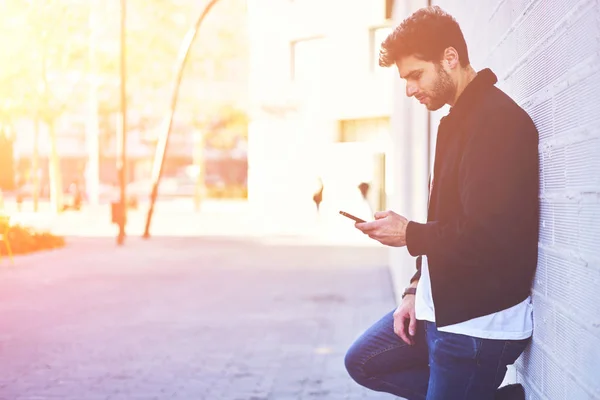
left=32, top=118, right=40, bottom=212
left=48, top=120, right=63, bottom=213
left=193, top=129, right=205, bottom=211
left=86, top=0, right=100, bottom=206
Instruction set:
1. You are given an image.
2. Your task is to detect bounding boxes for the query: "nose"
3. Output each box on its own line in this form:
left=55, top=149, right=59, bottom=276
left=406, top=83, right=418, bottom=98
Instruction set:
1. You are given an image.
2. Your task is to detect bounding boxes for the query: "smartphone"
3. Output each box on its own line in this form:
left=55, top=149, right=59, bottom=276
left=339, top=211, right=366, bottom=223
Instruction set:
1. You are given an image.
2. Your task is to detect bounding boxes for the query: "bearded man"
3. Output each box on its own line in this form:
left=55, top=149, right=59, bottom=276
left=345, top=6, right=540, bottom=400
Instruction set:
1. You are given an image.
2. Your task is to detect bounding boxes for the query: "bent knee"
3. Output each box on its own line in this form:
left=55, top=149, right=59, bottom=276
left=344, top=345, right=370, bottom=385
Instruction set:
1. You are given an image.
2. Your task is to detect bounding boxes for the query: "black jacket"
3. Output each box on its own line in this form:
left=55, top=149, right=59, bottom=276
left=406, top=69, right=539, bottom=327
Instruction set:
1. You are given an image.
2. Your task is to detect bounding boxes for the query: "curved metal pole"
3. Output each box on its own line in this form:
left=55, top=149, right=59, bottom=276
left=143, top=0, right=222, bottom=238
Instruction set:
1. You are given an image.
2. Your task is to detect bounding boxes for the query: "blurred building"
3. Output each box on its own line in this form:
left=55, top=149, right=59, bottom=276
left=247, top=0, right=396, bottom=232
left=11, top=0, right=249, bottom=197
left=388, top=0, right=600, bottom=399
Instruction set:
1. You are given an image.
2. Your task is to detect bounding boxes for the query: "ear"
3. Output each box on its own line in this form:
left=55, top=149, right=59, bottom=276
left=442, top=47, right=460, bottom=70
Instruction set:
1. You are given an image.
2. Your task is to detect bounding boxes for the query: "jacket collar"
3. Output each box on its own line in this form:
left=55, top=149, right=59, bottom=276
left=444, top=68, right=498, bottom=123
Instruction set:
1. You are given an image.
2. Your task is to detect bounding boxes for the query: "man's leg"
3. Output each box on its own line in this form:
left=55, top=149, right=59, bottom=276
left=424, top=322, right=530, bottom=400
left=345, top=310, right=430, bottom=400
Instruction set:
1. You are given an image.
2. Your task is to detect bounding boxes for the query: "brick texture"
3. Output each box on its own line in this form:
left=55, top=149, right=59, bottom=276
left=431, top=0, right=600, bottom=398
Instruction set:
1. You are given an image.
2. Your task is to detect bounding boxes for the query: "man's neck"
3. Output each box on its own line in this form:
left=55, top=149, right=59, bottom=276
left=449, top=66, right=477, bottom=107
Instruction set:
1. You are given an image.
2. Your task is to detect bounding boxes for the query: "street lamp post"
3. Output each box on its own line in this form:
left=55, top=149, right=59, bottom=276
left=86, top=0, right=100, bottom=207
left=117, top=0, right=127, bottom=245
left=143, top=0, right=222, bottom=238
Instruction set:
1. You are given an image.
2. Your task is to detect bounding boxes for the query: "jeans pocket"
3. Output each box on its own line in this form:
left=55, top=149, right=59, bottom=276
left=429, top=326, right=481, bottom=363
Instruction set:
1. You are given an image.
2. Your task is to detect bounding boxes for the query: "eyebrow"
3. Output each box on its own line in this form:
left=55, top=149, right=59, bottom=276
left=402, top=69, right=422, bottom=80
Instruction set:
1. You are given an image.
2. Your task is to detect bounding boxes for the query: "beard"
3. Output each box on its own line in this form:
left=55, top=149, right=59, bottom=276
left=425, top=65, right=456, bottom=111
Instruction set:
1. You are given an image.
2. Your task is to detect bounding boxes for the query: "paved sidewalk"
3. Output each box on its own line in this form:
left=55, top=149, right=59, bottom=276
left=0, top=235, right=401, bottom=400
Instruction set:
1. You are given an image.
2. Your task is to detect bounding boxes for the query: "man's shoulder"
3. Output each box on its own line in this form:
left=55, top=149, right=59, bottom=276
left=477, top=86, right=537, bottom=131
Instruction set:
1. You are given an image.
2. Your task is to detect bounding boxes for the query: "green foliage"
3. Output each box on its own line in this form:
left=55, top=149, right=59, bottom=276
left=204, top=105, right=248, bottom=149
left=0, top=0, right=89, bottom=123
left=0, top=0, right=248, bottom=126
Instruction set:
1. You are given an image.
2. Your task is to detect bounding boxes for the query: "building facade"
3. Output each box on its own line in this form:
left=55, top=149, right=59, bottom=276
left=247, top=0, right=396, bottom=233
left=389, top=0, right=600, bottom=399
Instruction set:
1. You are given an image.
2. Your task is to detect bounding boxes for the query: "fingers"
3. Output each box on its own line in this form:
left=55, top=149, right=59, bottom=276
left=408, top=313, right=417, bottom=338
left=355, top=220, right=381, bottom=233
left=374, top=210, right=391, bottom=220
left=400, top=317, right=413, bottom=345
left=393, top=313, right=403, bottom=337
left=394, top=314, right=413, bottom=345
left=357, top=210, right=397, bottom=231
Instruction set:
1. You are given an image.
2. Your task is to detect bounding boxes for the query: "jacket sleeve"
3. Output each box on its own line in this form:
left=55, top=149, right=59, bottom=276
left=405, top=111, right=538, bottom=263
left=409, top=256, right=422, bottom=283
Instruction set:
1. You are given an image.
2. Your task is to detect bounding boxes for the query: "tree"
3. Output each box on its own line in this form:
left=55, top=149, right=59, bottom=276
left=125, top=0, right=248, bottom=127
left=0, top=0, right=248, bottom=208
left=1, top=0, right=248, bottom=128
left=204, top=106, right=248, bottom=150
left=0, top=1, right=89, bottom=118
left=0, top=127, right=16, bottom=191
left=0, top=1, right=91, bottom=211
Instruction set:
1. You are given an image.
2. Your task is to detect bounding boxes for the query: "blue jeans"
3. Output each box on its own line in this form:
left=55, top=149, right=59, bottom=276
left=345, top=310, right=530, bottom=400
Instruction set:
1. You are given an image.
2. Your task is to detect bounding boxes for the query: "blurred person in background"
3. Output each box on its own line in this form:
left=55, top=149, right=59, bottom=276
left=345, top=6, right=539, bottom=400
left=358, top=181, right=372, bottom=216
left=313, top=177, right=324, bottom=213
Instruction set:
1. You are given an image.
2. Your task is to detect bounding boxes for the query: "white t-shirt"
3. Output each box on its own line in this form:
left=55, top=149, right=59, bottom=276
left=415, top=256, right=533, bottom=340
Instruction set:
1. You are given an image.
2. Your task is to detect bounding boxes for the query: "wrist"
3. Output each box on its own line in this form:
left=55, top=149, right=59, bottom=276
left=401, top=286, right=417, bottom=299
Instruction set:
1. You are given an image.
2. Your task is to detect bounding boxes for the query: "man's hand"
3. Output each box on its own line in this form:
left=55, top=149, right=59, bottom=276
left=355, top=210, right=409, bottom=247
left=393, top=294, right=417, bottom=345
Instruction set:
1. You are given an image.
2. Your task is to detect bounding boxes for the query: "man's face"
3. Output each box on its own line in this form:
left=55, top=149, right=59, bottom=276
left=396, top=55, right=456, bottom=111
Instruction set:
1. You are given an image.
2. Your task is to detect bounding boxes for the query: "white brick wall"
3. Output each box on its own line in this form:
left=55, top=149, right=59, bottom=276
left=428, top=0, right=600, bottom=398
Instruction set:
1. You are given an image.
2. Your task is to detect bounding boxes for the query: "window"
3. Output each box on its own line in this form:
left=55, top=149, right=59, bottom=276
left=290, top=37, right=324, bottom=82
left=339, top=117, right=390, bottom=143
left=370, top=26, right=392, bottom=72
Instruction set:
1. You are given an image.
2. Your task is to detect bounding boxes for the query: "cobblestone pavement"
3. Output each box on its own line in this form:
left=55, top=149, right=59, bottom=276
left=0, top=235, right=402, bottom=400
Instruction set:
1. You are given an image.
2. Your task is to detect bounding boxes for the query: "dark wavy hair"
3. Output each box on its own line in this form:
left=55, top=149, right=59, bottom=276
left=379, top=6, right=470, bottom=68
